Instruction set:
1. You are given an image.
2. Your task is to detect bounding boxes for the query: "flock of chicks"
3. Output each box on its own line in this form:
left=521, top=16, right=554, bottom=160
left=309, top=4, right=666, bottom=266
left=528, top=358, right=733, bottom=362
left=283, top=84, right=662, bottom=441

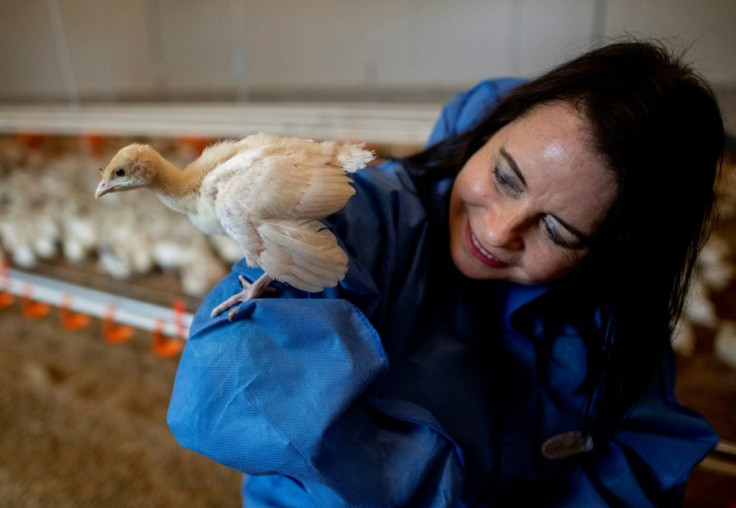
left=673, top=153, right=736, bottom=368
left=0, top=136, right=239, bottom=297
left=0, top=134, right=735, bottom=367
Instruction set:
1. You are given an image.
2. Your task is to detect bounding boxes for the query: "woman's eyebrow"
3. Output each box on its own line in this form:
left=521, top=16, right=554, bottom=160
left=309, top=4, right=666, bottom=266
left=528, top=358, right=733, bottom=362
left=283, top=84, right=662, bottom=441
left=499, top=147, right=527, bottom=189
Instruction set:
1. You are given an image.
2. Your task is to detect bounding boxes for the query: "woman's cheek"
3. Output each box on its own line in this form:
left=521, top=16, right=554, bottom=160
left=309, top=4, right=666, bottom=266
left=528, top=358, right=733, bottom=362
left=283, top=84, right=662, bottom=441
left=524, top=249, right=581, bottom=284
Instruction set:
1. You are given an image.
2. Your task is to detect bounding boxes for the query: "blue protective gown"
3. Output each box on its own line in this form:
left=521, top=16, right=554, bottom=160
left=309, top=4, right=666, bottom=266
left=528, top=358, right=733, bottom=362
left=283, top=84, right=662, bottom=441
left=168, top=79, right=718, bottom=507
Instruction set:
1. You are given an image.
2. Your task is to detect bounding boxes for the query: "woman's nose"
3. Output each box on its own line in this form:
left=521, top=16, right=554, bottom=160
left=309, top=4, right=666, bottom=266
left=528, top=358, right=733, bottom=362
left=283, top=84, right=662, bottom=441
left=483, top=205, right=524, bottom=250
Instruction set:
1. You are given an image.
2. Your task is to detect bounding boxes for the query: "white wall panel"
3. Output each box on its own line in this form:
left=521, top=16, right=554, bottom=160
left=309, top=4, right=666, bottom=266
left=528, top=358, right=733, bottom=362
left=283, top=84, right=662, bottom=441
left=605, top=0, right=736, bottom=83
left=0, top=1, right=64, bottom=96
left=59, top=0, right=157, bottom=98
left=516, top=0, right=599, bottom=76
left=0, top=0, right=159, bottom=99
left=0, top=0, right=733, bottom=102
left=154, top=0, right=238, bottom=93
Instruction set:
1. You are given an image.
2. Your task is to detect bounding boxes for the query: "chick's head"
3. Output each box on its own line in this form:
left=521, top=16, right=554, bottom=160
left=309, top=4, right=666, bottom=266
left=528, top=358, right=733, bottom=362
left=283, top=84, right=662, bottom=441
left=96, top=144, right=159, bottom=198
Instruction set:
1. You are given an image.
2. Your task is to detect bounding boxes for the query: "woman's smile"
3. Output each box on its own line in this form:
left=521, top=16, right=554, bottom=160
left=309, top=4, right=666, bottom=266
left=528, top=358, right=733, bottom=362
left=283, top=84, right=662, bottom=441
left=466, top=223, right=507, bottom=268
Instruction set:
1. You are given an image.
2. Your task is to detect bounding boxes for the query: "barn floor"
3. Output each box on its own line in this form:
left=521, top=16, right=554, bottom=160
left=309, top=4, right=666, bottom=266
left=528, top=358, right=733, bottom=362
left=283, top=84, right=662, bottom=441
left=0, top=302, right=243, bottom=507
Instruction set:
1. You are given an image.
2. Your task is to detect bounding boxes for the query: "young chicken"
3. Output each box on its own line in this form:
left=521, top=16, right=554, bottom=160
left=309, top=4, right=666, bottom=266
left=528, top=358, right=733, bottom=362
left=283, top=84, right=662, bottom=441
left=96, top=133, right=373, bottom=320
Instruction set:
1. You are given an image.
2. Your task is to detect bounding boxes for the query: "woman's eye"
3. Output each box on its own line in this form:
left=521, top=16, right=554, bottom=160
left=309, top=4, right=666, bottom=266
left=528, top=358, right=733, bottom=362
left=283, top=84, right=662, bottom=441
left=542, top=217, right=582, bottom=250
left=493, top=167, right=522, bottom=195
left=542, top=217, right=567, bottom=248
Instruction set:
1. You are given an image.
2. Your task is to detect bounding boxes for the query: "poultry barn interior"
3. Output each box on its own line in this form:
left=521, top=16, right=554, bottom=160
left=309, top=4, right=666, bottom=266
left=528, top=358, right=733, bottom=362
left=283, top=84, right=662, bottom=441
left=1, top=1, right=735, bottom=506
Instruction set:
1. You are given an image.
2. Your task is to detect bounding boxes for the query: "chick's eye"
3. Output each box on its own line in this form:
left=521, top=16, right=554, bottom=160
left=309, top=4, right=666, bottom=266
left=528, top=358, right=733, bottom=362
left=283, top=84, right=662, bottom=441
left=114, top=168, right=126, bottom=177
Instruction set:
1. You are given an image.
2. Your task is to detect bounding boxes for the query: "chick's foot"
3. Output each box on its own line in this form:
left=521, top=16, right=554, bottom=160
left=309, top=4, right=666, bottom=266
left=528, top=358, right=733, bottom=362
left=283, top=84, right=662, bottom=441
left=210, top=274, right=275, bottom=320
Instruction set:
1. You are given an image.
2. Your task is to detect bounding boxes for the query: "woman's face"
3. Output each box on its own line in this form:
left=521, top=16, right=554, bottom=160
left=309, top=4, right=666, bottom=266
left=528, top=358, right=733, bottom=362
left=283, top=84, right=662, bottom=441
left=449, top=101, right=618, bottom=285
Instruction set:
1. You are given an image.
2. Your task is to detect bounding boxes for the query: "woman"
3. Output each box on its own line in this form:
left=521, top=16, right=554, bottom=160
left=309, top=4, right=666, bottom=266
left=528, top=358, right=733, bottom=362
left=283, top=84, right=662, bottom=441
left=168, top=41, right=724, bottom=506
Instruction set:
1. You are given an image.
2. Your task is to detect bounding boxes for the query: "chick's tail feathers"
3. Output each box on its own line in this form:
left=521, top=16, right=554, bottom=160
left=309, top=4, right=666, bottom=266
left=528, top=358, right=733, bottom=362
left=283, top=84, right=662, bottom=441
left=335, top=142, right=374, bottom=173
left=257, top=219, right=348, bottom=292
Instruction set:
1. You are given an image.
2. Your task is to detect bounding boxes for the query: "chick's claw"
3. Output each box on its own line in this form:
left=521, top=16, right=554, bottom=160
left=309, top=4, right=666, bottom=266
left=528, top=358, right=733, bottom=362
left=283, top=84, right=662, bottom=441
left=210, top=274, right=276, bottom=320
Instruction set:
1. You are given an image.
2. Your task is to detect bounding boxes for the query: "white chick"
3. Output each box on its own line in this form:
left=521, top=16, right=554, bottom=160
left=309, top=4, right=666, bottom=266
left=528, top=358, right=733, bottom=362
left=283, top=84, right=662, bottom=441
left=209, top=235, right=244, bottom=264
left=149, top=212, right=202, bottom=272
left=96, top=133, right=373, bottom=320
left=96, top=203, right=154, bottom=278
left=97, top=235, right=153, bottom=279
left=61, top=206, right=97, bottom=263
left=97, top=246, right=133, bottom=280
left=696, top=234, right=734, bottom=292
left=0, top=207, right=37, bottom=268
left=180, top=241, right=228, bottom=297
left=152, top=238, right=184, bottom=273
left=671, top=319, right=697, bottom=357
left=714, top=320, right=736, bottom=371
left=33, top=204, right=60, bottom=259
left=682, top=276, right=718, bottom=329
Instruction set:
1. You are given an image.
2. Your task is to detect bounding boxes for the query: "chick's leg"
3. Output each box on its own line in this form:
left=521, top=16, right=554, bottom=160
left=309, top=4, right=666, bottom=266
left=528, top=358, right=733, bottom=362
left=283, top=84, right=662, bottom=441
left=210, top=274, right=275, bottom=320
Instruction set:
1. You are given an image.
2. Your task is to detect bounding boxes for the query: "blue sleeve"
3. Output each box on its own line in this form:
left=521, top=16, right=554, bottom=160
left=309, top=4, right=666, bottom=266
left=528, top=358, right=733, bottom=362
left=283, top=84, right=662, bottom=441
left=167, top=268, right=463, bottom=507
left=426, top=77, right=526, bottom=146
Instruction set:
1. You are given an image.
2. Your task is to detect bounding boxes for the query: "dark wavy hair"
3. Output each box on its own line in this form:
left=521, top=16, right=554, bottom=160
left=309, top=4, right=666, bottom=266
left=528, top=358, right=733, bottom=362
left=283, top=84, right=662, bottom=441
left=407, top=41, right=724, bottom=430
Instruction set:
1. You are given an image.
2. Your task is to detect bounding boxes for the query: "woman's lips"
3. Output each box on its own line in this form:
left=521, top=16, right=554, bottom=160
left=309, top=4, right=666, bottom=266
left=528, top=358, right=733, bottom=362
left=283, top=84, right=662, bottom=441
left=466, top=223, right=506, bottom=268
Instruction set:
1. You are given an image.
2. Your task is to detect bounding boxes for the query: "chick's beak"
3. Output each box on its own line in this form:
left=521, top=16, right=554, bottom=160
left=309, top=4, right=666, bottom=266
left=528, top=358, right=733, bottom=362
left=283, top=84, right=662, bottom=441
left=95, top=180, right=113, bottom=198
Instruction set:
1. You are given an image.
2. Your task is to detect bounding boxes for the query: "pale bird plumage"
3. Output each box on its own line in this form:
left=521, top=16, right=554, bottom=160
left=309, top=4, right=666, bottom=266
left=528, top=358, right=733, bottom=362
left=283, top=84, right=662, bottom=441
left=96, top=132, right=373, bottom=320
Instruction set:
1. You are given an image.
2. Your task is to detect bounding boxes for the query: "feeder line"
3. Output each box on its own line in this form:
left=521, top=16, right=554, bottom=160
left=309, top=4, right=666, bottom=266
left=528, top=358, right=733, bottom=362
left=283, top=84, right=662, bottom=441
left=5, top=268, right=191, bottom=338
